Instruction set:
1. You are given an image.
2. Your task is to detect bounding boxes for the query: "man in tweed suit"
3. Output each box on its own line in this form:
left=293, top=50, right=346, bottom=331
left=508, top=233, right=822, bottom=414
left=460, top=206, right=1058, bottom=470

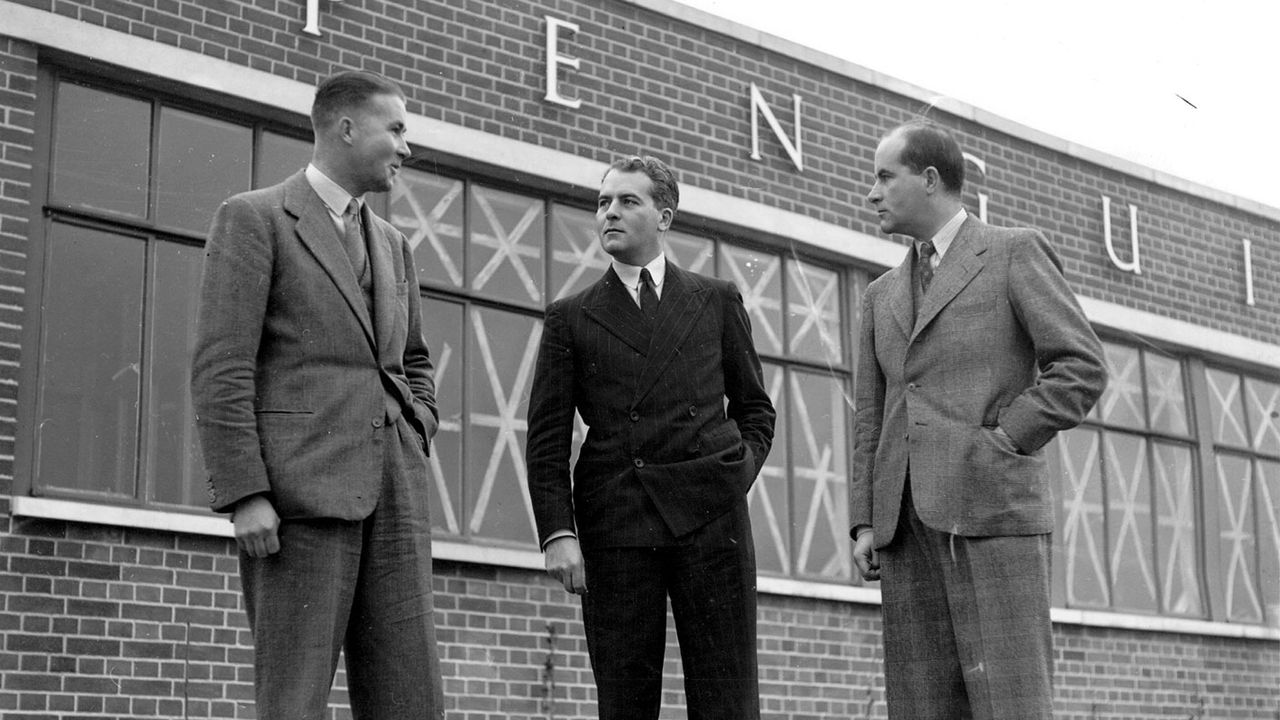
left=526, top=156, right=775, bottom=719
left=191, top=71, right=443, bottom=718
left=850, top=120, right=1106, bottom=718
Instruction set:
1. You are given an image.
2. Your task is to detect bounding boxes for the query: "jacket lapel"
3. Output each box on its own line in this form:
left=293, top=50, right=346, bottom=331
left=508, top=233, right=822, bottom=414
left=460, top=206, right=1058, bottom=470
left=365, top=205, right=397, bottom=356
left=583, top=268, right=652, bottom=355
left=632, top=265, right=711, bottom=404
left=885, top=250, right=915, bottom=339
left=911, top=217, right=988, bottom=341
left=284, top=173, right=377, bottom=353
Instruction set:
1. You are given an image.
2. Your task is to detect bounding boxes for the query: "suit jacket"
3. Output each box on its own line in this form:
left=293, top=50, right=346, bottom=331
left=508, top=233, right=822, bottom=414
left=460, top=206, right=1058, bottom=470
left=850, top=216, right=1105, bottom=548
left=192, top=170, right=438, bottom=519
left=526, top=263, right=776, bottom=549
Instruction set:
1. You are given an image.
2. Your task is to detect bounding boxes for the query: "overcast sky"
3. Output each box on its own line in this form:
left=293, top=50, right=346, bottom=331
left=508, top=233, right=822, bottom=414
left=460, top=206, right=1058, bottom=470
left=673, top=0, right=1279, bottom=211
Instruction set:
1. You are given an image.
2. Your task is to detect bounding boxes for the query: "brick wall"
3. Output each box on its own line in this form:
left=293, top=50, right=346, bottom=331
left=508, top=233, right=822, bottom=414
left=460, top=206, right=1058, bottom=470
left=1, top=0, right=1279, bottom=718
left=7, top=0, right=1280, bottom=342
left=0, top=37, right=35, bottom=498
left=3, top=513, right=1277, bottom=719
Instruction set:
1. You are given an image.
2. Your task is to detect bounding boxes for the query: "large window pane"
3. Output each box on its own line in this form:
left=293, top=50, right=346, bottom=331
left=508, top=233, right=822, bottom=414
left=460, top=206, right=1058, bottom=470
left=749, top=363, right=790, bottom=575
left=787, top=259, right=842, bottom=365
left=1152, top=442, right=1202, bottom=616
left=155, top=107, right=252, bottom=234
left=1255, top=460, right=1280, bottom=624
left=789, top=369, right=850, bottom=580
left=1243, top=378, right=1280, bottom=455
left=549, top=204, right=607, bottom=301
left=36, top=223, right=144, bottom=497
left=1103, top=432, right=1157, bottom=612
left=465, top=307, right=540, bottom=545
left=146, top=242, right=204, bottom=507
left=1144, top=353, right=1188, bottom=436
left=51, top=82, right=150, bottom=218
left=1059, top=427, right=1109, bottom=608
left=421, top=296, right=465, bottom=538
left=1097, top=343, right=1145, bottom=429
left=719, top=244, right=783, bottom=356
left=1205, top=368, right=1249, bottom=448
left=468, top=185, right=544, bottom=305
left=390, top=168, right=465, bottom=289
left=1214, top=453, right=1262, bottom=622
left=256, top=131, right=312, bottom=189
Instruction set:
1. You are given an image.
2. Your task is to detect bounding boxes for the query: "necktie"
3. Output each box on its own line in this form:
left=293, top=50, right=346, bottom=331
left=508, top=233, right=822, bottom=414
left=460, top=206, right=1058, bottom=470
left=638, top=268, right=659, bottom=320
left=341, top=199, right=369, bottom=280
left=916, top=241, right=936, bottom=296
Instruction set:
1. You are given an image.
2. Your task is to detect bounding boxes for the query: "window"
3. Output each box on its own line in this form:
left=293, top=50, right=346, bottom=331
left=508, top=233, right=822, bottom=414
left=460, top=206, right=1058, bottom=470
left=1056, top=341, right=1204, bottom=615
left=390, top=166, right=861, bottom=582
left=1203, top=368, right=1280, bottom=624
left=23, top=73, right=312, bottom=511
left=25, top=71, right=862, bottom=584
left=1054, top=339, right=1280, bottom=625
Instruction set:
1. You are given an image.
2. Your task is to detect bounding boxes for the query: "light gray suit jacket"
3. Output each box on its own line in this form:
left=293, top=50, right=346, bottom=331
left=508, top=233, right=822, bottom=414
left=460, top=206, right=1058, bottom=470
left=850, top=216, right=1105, bottom=548
left=192, top=170, right=437, bottom=519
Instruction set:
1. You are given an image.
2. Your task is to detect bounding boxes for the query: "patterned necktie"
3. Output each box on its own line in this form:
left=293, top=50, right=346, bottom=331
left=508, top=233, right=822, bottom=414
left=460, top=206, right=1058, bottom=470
left=638, top=268, right=659, bottom=320
left=916, top=241, right=936, bottom=296
left=341, top=199, right=369, bottom=280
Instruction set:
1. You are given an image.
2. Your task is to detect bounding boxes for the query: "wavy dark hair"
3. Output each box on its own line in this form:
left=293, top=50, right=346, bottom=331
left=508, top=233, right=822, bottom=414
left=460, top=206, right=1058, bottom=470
left=892, top=120, right=965, bottom=195
left=311, top=70, right=405, bottom=132
left=604, top=155, right=680, bottom=212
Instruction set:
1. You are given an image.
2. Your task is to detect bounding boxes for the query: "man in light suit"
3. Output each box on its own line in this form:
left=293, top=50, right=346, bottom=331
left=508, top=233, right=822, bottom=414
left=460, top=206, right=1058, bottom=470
left=851, top=120, right=1106, bottom=718
left=191, top=71, right=443, bottom=719
left=526, top=156, right=775, bottom=720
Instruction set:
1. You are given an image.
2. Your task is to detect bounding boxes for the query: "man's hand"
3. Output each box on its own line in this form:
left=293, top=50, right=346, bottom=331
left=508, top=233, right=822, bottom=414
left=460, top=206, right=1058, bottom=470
left=544, top=536, right=587, bottom=595
left=232, top=495, right=281, bottom=558
left=853, top=528, right=880, bottom=582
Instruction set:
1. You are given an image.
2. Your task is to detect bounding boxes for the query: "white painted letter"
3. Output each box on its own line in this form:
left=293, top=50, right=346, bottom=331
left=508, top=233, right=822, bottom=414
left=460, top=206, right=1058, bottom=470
left=544, top=16, right=582, bottom=109
left=1102, top=195, right=1141, bottom=275
left=962, top=152, right=989, bottom=222
left=749, top=83, right=803, bottom=172
left=1243, top=238, right=1256, bottom=306
left=303, top=0, right=324, bottom=37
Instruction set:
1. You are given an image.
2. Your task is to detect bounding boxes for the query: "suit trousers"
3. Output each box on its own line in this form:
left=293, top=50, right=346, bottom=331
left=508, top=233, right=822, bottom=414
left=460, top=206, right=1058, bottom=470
left=580, top=499, right=759, bottom=720
left=879, top=482, right=1053, bottom=720
left=239, top=416, right=444, bottom=720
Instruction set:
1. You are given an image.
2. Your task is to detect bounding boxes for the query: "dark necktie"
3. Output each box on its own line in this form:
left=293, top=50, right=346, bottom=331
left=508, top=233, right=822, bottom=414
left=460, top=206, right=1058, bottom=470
left=916, top=241, right=936, bottom=296
left=342, top=199, right=369, bottom=281
left=638, top=268, right=659, bottom=320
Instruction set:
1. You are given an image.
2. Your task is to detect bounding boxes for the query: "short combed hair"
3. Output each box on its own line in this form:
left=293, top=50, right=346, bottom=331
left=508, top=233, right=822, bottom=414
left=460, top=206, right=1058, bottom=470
left=604, top=155, right=679, bottom=212
left=311, top=71, right=405, bottom=132
left=891, top=120, right=965, bottom=195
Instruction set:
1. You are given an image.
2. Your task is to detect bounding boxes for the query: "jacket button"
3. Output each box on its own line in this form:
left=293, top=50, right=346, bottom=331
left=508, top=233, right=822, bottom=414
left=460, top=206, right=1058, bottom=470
left=630, top=411, right=640, bottom=422
left=633, top=458, right=645, bottom=468
left=907, top=383, right=917, bottom=390
left=688, top=405, right=697, bottom=416
left=372, top=418, right=383, bottom=428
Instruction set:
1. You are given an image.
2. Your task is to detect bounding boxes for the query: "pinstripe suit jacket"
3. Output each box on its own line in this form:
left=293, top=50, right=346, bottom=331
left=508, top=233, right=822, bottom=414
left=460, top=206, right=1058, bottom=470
left=850, top=217, right=1106, bottom=548
left=526, top=263, right=776, bottom=549
left=192, top=171, right=438, bottom=519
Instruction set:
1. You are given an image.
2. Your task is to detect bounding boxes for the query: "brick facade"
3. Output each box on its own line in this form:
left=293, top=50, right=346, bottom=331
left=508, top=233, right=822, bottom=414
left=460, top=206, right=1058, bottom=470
left=1, top=0, right=1278, bottom=718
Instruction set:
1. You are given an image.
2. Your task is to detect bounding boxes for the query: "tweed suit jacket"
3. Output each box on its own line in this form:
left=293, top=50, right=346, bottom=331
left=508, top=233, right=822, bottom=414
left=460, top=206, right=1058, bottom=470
left=192, top=170, right=438, bottom=520
left=850, top=216, right=1105, bottom=548
left=526, top=262, right=776, bottom=549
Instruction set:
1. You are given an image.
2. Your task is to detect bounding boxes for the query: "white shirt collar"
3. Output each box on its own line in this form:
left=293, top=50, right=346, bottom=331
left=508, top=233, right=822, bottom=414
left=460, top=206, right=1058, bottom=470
left=305, top=163, right=361, bottom=218
left=611, top=253, right=667, bottom=298
left=918, top=207, right=968, bottom=261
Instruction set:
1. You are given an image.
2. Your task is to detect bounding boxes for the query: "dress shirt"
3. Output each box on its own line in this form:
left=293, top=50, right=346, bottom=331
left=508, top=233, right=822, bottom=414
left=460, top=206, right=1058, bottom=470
left=916, top=207, right=967, bottom=268
left=612, top=253, right=667, bottom=307
left=305, top=163, right=364, bottom=237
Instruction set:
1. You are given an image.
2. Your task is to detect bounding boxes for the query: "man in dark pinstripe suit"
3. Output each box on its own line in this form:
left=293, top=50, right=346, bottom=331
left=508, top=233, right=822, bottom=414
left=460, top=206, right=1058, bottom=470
left=526, top=155, right=776, bottom=720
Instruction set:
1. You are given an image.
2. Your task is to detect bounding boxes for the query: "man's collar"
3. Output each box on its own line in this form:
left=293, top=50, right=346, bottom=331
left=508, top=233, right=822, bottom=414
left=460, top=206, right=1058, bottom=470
left=305, top=163, right=360, bottom=216
left=917, top=207, right=967, bottom=259
left=611, top=253, right=667, bottom=288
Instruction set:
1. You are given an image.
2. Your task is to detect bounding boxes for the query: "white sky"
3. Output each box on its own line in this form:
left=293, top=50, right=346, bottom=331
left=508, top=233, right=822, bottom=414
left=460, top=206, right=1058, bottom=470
left=673, top=0, right=1280, bottom=211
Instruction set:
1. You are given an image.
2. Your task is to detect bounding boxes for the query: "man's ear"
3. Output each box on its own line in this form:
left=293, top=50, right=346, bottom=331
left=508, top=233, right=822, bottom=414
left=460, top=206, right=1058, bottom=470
left=922, top=166, right=941, bottom=194
left=658, top=207, right=675, bottom=231
left=337, top=115, right=356, bottom=146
